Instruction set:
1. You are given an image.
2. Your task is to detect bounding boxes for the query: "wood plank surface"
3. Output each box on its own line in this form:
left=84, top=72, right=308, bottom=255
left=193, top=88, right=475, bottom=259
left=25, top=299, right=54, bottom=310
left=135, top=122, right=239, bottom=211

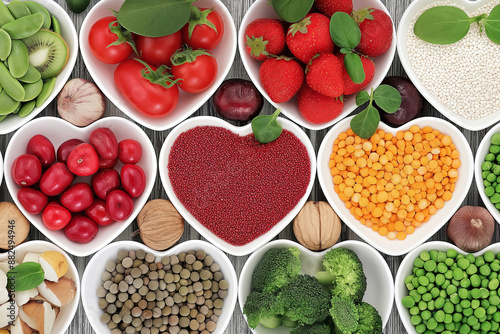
left=0, top=0, right=492, bottom=333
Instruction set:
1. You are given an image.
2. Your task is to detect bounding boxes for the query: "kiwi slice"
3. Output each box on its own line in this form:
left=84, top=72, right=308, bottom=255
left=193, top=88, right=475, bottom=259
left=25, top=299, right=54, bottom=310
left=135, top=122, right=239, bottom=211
left=22, top=29, right=68, bottom=80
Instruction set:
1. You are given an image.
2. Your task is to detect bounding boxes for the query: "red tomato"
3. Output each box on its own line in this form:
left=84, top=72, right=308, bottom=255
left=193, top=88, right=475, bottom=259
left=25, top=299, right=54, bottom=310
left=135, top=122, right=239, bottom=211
left=39, top=162, right=74, bottom=196
left=42, top=202, right=72, bottom=231
left=85, top=199, right=114, bottom=226
left=118, top=139, right=142, bottom=164
left=114, top=59, right=179, bottom=118
left=182, top=7, right=224, bottom=50
left=60, top=183, right=94, bottom=212
left=26, top=135, right=55, bottom=168
left=106, top=190, right=134, bottom=221
left=17, top=187, right=48, bottom=214
left=88, top=16, right=133, bottom=64
left=67, top=143, right=100, bottom=176
left=136, top=31, right=182, bottom=67
left=120, top=164, right=145, bottom=198
left=11, top=154, right=42, bottom=186
left=65, top=215, right=99, bottom=243
left=171, top=49, right=218, bottom=93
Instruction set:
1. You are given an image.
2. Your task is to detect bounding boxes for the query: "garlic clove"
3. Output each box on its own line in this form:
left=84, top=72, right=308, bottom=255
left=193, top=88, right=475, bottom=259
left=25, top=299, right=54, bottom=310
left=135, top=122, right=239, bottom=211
left=0, top=301, right=18, bottom=328
left=21, top=300, right=55, bottom=334
left=22, top=253, right=40, bottom=264
left=447, top=206, right=495, bottom=253
left=15, top=288, right=38, bottom=306
left=37, top=277, right=76, bottom=307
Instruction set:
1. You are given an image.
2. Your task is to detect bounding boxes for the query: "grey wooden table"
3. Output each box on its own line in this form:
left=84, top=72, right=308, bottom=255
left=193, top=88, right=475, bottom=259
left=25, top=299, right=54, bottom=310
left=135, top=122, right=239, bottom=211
left=0, top=0, right=493, bottom=333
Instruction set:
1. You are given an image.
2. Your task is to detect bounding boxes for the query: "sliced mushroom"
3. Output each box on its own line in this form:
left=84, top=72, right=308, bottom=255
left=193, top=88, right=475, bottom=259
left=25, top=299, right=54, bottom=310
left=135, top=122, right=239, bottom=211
left=37, top=277, right=76, bottom=307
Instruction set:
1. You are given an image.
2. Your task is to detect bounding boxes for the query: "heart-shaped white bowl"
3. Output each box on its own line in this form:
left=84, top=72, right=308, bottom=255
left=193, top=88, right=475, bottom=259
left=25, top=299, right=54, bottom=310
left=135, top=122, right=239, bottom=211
left=239, top=0, right=397, bottom=131
left=238, top=239, right=394, bottom=333
left=82, top=240, right=237, bottom=334
left=398, top=0, right=499, bottom=131
left=317, top=116, right=474, bottom=256
left=4, top=116, right=157, bottom=257
left=159, top=116, right=316, bottom=256
left=395, top=241, right=500, bottom=333
left=0, top=0, right=78, bottom=135
left=0, top=240, right=81, bottom=333
left=80, top=0, right=237, bottom=132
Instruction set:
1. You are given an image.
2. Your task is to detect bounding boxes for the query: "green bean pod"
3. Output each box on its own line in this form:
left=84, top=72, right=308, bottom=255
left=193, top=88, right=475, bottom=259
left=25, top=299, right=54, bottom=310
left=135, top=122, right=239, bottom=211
left=7, top=40, right=29, bottom=78
left=0, top=62, right=24, bottom=101
left=24, top=1, right=51, bottom=30
left=2, top=13, right=44, bottom=39
left=18, top=64, right=41, bottom=83
left=22, top=79, right=42, bottom=101
left=18, top=99, right=35, bottom=117
left=51, top=15, right=61, bottom=35
left=0, top=29, right=11, bottom=61
left=0, top=2, right=15, bottom=26
left=7, top=1, right=31, bottom=19
left=0, top=90, right=20, bottom=115
left=35, top=77, right=55, bottom=107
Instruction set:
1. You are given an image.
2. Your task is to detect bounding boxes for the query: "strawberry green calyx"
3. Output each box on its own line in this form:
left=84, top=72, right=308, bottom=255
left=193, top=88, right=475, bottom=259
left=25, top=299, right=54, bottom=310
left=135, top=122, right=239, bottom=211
left=171, top=46, right=214, bottom=66
left=288, top=15, right=312, bottom=36
left=305, top=53, right=321, bottom=73
left=186, top=6, right=218, bottom=39
left=108, top=9, right=138, bottom=55
left=134, top=59, right=179, bottom=89
left=352, top=7, right=375, bottom=24
left=245, top=36, right=270, bottom=58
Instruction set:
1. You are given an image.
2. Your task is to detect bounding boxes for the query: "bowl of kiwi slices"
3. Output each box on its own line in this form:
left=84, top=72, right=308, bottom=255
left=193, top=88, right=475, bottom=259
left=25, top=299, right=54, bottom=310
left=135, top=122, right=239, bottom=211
left=0, top=0, right=78, bottom=134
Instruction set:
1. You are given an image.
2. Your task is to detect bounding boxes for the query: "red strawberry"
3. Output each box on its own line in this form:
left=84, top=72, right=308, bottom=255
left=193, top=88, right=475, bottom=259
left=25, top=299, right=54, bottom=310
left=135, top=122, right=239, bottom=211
left=298, top=83, right=344, bottom=124
left=306, top=53, right=343, bottom=97
left=259, top=56, right=304, bottom=103
left=244, top=18, right=286, bottom=61
left=315, top=0, right=353, bottom=17
left=337, top=53, right=375, bottom=95
left=353, top=8, right=393, bottom=57
left=286, top=13, right=334, bottom=64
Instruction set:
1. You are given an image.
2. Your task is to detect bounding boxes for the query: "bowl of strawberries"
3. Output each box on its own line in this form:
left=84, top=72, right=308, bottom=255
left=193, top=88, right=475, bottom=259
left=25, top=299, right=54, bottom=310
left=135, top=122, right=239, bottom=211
left=239, top=0, right=396, bottom=130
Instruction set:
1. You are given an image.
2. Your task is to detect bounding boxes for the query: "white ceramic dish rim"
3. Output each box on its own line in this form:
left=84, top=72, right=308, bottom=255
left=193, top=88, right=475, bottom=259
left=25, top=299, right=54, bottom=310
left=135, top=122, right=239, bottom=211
left=0, top=0, right=78, bottom=135
left=394, top=241, right=500, bottom=334
left=81, top=240, right=238, bottom=334
left=3, top=116, right=157, bottom=257
left=79, top=0, right=237, bottom=132
left=397, top=0, right=497, bottom=131
left=159, top=116, right=316, bottom=257
left=317, top=116, right=474, bottom=256
left=0, top=240, right=81, bottom=334
left=237, top=239, right=394, bottom=332
left=238, top=0, right=397, bottom=131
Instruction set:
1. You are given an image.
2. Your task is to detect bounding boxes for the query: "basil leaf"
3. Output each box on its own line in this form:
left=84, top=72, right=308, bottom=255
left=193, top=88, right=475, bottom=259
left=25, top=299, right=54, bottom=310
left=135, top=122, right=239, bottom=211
left=330, top=12, right=361, bottom=49
left=271, top=0, right=314, bottom=23
left=344, top=53, right=365, bottom=84
left=252, top=109, right=283, bottom=144
left=7, top=262, right=44, bottom=291
left=484, top=5, right=500, bottom=45
left=373, top=85, right=401, bottom=114
left=117, top=0, right=192, bottom=37
left=356, top=90, right=370, bottom=106
left=414, top=6, right=473, bottom=44
left=350, top=105, right=380, bottom=140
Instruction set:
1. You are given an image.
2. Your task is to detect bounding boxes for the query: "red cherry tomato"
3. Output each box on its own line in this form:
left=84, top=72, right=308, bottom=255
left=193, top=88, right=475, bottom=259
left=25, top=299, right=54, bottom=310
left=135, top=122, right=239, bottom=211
left=106, top=189, right=134, bottom=221
left=85, top=199, right=114, bottom=226
left=118, top=139, right=142, bottom=164
left=120, top=164, right=145, bottom=198
left=114, top=59, right=179, bottom=118
left=17, top=187, right=48, bottom=214
left=39, top=162, right=74, bottom=196
left=182, top=7, right=224, bottom=50
left=91, top=169, right=120, bottom=200
left=57, top=139, right=84, bottom=163
left=11, top=154, right=42, bottom=186
left=66, top=143, right=100, bottom=176
left=89, top=128, right=118, bottom=160
left=42, top=202, right=72, bottom=231
left=26, top=135, right=55, bottom=168
left=88, top=16, right=133, bottom=64
left=135, top=31, right=182, bottom=67
left=60, top=183, right=94, bottom=212
left=171, top=49, right=218, bottom=93
left=65, top=215, right=99, bottom=243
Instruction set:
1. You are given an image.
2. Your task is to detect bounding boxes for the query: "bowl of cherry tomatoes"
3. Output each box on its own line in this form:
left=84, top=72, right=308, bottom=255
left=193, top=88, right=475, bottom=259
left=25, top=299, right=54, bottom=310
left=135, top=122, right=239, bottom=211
left=80, top=0, right=237, bottom=131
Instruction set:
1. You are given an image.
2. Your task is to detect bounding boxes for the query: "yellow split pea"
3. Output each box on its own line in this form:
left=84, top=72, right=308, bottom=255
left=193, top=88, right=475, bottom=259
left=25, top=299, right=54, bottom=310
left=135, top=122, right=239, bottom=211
left=329, top=125, right=461, bottom=241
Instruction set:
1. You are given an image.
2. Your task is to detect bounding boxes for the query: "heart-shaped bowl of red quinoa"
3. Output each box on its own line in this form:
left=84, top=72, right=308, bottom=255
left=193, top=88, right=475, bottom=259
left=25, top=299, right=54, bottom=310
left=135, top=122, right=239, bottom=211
left=159, top=116, right=316, bottom=256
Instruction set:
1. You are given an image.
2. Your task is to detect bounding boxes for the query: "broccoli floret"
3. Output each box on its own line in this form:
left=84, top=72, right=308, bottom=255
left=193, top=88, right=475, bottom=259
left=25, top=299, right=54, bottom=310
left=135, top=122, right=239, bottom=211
left=290, top=323, right=332, bottom=334
left=278, top=274, right=330, bottom=325
left=330, top=296, right=359, bottom=334
left=251, top=247, right=301, bottom=293
left=243, top=291, right=282, bottom=329
left=355, top=302, right=382, bottom=334
left=317, top=247, right=367, bottom=302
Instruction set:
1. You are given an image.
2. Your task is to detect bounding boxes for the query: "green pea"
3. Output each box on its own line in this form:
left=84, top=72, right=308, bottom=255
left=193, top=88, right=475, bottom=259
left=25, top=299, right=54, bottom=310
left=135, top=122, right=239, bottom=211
left=427, top=317, right=438, bottom=330
left=411, top=315, right=422, bottom=325
left=481, top=321, right=492, bottom=332
left=415, top=323, right=426, bottom=333
left=443, top=313, right=452, bottom=324
left=18, top=100, right=35, bottom=117
left=483, top=161, right=493, bottom=171
left=425, top=260, right=437, bottom=272
left=444, top=270, right=453, bottom=280
left=491, top=261, right=500, bottom=272
left=483, top=170, right=490, bottom=179
left=445, top=258, right=454, bottom=267
left=437, top=251, right=447, bottom=263
left=420, top=251, right=431, bottom=262
left=2, top=13, right=44, bottom=40
left=459, top=323, right=470, bottom=334
left=456, top=258, right=469, bottom=270
left=486, top=187, right=496, bottom=198
left=410, top=306, right=420, bottom=315
left=0, top=90, right=20, bottom=115
left=486, top=152, right=497, bottom=160
left=490, top=193, right=500, bottom=204
left=484, top=251, right=495, bottom=263
left=430, top=250, right=438, bottom=262
left=461, top=299, right=471, bottom=309
left=492, top=321, right=500, bottom=331
left=476, top=256, right=485, bottom=267
left=466, top=264, right=477, bottom=275
left=405, top=275, right=415, bottom=285
left=35, top=77, right=56, bottom=107
left=431, top=287, right=440, bottom=298
left=6, top=1, right=30, bottom=19
left=419, top=276, right=430, bottom=286
left=453, top=268, right=464, bottom=280
left=467, top=315, right=479, bottom=326
left=18, top=64, right=41, bottom=84
left=421, top=310, right=432, bottom=320
left=494, top=311, right=500, bottom=322
left=402, top=295, right=415, bottom=308
left=460, top=278, right=471, bottom=288
left=435, top=297, right=445, bottom=309
left=426, top=272, right=436, bottom=283
left=416, top=268, right=426, bottom=277
left=481, top=287, right=490, bottom=298
left=471, top=274, right=481, bottom=287
left=489, top=278, right=499, bottom=291
left=450, top=292, right=460, bottom=304
left=422, top=293, right=432, bottom=302
left=492, top=134, right=500, bottom=146
left=487, top=173, right=497, bottom=182
left=485, top=179, right=492, bottom=187
left=7, top=40, right=29, bottom=79
left=490, top=295, right=500, bottom=306
left=24, top=1, right=51, bottom=30
left=472, top=299, right=480, bottom=309
left=458, top=288, right=469, bottom=299
left=0, top=62, right=24, bottom=101
left=410, top=290, right=421, bottom=302
left=453, top=312, right=463, bottom=323
left=0, top=29, right=11, bottom=62
left=487, top=305, right=497, bottom=314
left=474, top=307, right=486, bottom=319
left=418, top=300, right=427, bottom=310
left=464, top=307, right=474, bottom=317
left=51, top=15, right=61, bottom=36
left=493, top=164, right=500, bottom=176
left=427, top=299, right=435, bottom=311
left=455, top=303, right=462, bottom=313
left=0, top=2, right=15, bottom=26
left=444, top=301, right=454, bottom=314
left=440, top=289, right=447, bottom=298
left=436, top=274, right=445, bottom=286
left=481, top=299, right=490, bottom=309
left=480, top=265, right=492, bottom=276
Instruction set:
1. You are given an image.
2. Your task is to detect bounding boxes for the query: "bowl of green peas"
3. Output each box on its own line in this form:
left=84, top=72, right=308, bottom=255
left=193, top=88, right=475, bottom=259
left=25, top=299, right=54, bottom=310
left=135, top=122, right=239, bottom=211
left=395, top=241, right=500, bottom=334
left=475, top=124, right=500, bottom=222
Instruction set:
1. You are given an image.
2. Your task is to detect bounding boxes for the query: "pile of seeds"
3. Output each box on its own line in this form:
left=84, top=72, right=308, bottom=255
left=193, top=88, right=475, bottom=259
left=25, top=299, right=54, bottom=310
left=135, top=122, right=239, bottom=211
left=97, top=249, right=229, bottom=334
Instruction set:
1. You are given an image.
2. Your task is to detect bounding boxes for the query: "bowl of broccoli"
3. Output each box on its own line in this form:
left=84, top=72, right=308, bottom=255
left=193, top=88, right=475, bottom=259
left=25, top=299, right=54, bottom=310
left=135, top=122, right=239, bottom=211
left=238, top=239, right=394, bottom=333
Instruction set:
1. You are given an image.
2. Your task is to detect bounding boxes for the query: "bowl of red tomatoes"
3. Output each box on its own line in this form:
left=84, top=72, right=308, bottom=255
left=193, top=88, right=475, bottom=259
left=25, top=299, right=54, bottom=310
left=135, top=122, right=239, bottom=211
left=80, top=0, right=237, bottom=131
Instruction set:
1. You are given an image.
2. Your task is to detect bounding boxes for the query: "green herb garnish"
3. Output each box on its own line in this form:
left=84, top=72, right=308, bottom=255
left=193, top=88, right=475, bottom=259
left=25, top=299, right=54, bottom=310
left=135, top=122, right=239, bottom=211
left=7, top=262, right=44, bottom=291
left=271, top=0, right=314, bottom=23
left=252, top=109, right=283, bottom=144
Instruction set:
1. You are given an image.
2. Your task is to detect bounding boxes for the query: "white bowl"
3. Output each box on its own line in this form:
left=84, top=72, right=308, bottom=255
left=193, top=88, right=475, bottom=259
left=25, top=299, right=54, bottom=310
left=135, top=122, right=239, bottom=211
left=80, top=0, right=237, bottom=132
left=239, top=0, right=397, bottom=131
left=238, top=239, right=394, bottom=333
left=4, top=117, right=157, bottom=257
left=317, top=116, right=474, bottom=256
left=395, top=241, right=500, bottom=333
left=159, top=116, right=316, bottom=256
left=0, top=0, right=78, bottom=135
left=0, top=240, right=81, bottom=333
left=82, top=240, right=237, bottom=334
left=398, top=0, right=498, bottom=131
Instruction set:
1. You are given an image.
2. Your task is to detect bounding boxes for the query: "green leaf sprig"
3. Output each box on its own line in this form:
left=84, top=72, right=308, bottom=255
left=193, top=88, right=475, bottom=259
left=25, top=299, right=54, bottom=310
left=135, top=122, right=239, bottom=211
left=7, top=262, right=44, bottom=291
left=350, top=85, right=401, bottom=139
left=271, top=0, right=314, bottom=23
left=252, top=109, right=283, bottom=144
left=414, top=4, right=500, bottom=45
